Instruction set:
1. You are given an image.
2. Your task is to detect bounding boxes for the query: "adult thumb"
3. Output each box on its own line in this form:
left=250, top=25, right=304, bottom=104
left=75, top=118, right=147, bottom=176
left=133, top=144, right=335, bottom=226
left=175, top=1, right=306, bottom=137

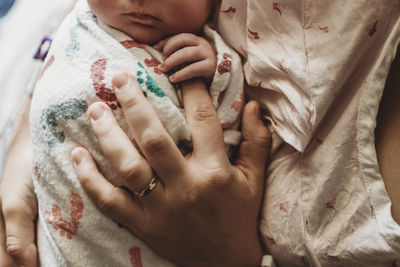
left=0, top=204, right=14, bottom=267
left=236, top=101, right=271, bottom=188
left=2, top=200, right=38, bottom=267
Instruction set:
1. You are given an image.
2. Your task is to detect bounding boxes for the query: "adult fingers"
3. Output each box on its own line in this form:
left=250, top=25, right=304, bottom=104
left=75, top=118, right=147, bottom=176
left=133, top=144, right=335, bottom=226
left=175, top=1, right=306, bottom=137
left=71, top=147, right=145, bottom=230
left=112, top=72, right=186, bottom=181
left=159, top=46, right=204, bottom=74
left=2, top=198, right=38, bottom=267
left=0, top=200, right=15, bottom=267
left=1, top=156, right=38, bottom=267
left=181, top=79, right=228, bottom=163
left=162, top=33, right=199, bottom=59
left=235, top=101, right=271, bottom=188
left=87, top=102, right=155, bottom=195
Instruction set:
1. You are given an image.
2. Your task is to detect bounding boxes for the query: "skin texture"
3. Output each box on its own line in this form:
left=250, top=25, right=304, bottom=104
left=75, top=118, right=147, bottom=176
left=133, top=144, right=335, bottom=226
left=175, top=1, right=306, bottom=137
left=155, top=33, right=217, bottom=83
left=0, top=74, right=270, bottom=266
left=72, top=73, right=270, bottom=266
left=0, top=1, right=398, bottom=264
left=89, top=0, right=217, bottom=86
left=0, top=98, right=37, bottom=267
left=87, top=0, right=213, bottom=44
left=1, top=52, right=400, bottom=265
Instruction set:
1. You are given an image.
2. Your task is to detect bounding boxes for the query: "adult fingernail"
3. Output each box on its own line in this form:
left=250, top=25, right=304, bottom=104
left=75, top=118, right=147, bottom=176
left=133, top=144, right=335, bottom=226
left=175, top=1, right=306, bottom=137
left=169, top=74, right=176, bottom=82
left=88, top=103, right=105, bottom=121
left=113, top=72, right=129, bottom=90
left=158, top=63, right=165, bottom=70
left=71, top=148, right=82, bottom=166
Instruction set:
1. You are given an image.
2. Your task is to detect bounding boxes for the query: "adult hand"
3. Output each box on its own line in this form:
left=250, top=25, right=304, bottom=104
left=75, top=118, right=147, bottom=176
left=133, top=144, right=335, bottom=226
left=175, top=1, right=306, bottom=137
left=72, top=73, right=271, bottom=266
left=0, top=98, right=38, bottom=267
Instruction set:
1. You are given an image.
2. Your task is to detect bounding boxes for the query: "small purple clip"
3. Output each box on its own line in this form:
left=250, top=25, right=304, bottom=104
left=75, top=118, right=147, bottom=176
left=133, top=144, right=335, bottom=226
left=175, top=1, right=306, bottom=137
left=34, top=36, right=52, bottom=61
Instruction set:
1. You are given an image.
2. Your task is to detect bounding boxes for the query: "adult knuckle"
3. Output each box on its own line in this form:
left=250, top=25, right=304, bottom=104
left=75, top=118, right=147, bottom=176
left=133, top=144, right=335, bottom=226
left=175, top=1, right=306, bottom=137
left=255, top=126, right=272, bottom=146
left=118, top=160, right=145, bottom=181
left=141, top=132, right=167, bottom=155
left=121, top=94, right=140, bottom=110
left=190, top=103, right=215, bottom=122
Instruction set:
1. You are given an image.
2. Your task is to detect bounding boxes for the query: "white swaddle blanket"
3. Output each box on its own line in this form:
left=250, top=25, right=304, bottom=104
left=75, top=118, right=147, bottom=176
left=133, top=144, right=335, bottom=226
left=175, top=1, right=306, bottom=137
left=30, top=0, right=243, bottom=265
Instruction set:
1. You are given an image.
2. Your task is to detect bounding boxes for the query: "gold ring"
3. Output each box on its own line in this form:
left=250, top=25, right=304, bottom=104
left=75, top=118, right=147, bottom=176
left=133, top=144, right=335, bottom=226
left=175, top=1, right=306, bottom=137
left=133, top=177, right=158, bottom=197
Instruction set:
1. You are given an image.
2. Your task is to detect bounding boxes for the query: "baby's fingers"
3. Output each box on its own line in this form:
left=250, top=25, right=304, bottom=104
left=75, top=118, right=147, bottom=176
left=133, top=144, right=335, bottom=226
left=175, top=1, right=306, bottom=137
left=153, top=38, right=168, bottom=51
left=159, top=46, right=204, bottom=74
left=169, top=60, right=214, bottom=83
left=161, top=33, right=200, bottom=59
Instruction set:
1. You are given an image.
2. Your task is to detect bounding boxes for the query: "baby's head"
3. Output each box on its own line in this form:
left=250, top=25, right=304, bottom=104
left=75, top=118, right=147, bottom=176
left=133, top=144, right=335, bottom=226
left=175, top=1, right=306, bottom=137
left=87, top=0, right=215, bottom=44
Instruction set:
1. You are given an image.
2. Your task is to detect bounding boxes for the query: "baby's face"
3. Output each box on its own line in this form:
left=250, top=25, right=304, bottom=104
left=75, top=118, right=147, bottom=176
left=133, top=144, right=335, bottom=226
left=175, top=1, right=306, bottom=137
left=88, top=0, right=214, bottom=44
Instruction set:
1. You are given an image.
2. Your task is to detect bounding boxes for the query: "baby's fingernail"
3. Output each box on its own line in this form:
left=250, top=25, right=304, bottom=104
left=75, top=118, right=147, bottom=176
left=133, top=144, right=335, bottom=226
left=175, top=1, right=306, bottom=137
left=113, top=72, right=129, bottom=90
left=71, top=148, right=83, bottom=166
left=88, top=103, right=105, bottom=121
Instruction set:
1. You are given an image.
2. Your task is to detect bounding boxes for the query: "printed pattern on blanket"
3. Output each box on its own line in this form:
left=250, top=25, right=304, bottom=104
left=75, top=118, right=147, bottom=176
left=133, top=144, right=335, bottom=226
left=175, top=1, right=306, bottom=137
left=30, top=0, right=243, bottom=266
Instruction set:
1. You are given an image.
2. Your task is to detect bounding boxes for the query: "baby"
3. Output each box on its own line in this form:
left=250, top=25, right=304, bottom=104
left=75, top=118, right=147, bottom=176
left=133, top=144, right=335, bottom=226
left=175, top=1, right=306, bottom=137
left=30, top=0, right=243, bottom=266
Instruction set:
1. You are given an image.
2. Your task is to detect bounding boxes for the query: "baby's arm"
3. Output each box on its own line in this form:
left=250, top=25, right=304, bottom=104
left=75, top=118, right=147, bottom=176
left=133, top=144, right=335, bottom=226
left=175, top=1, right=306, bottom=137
left=155, top=33, right=217, bottom=84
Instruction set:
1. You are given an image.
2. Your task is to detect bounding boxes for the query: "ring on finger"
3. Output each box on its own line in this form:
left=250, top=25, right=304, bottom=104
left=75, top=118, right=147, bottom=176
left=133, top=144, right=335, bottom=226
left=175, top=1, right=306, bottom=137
left=133, top=176, right=158, bottom=198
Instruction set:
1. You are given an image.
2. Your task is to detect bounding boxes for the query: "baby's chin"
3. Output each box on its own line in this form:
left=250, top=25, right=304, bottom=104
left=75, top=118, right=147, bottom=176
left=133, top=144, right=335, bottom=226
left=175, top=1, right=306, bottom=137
left=123, top=27, right=165, bottom=45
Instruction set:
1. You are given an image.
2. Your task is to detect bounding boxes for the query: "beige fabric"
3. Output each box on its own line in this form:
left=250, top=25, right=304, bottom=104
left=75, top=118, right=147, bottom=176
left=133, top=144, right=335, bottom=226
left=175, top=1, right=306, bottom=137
left=218, top=0, right=400, bottom=266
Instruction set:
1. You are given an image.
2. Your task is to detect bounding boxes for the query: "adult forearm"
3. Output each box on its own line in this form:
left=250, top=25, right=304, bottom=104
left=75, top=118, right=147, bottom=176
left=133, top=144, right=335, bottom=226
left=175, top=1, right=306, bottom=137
left=0, top=96, right=38, bottom=267
left=6, top=96, right=32, bottom=161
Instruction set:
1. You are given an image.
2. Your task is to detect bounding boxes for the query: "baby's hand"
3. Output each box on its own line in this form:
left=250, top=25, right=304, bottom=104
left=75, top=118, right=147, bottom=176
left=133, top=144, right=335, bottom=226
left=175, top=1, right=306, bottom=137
left=155, top=33, right=217, bottom=83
